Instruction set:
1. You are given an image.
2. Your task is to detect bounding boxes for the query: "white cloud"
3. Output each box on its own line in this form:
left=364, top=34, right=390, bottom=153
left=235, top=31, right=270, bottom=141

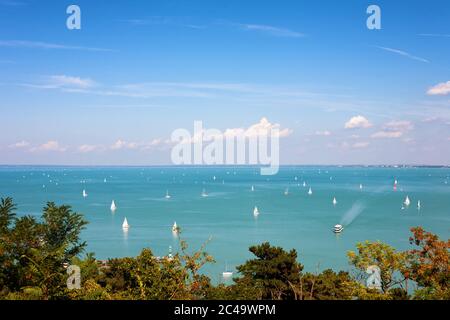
left=427, top=81, right=450, bottom=96
left=9, top=140, right=29, bottom=148
left=31, top=141, right=66, bottom=152
left=315, top=130, right=331, bottom=136
left=177, top=118, right=292, bottom=144
left=77, top=144, right=101, bottom=153
left=371, top=120, right=414, bottom=139
left=352, top=142, right=370, bottom=149
left=384, top=120, right=414, bottom=131
left=344, top=115, right=372, bottom=129
left=110, top=139, right=140, bottom=150
left=371, top=131, right=403, bottom=139
left=49, top=75, right=96, bottom=89
left=376, top=46, right=429, bottom=63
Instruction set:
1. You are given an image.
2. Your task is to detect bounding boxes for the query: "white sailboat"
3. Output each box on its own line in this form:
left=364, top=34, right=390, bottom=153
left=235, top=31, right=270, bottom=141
left=104, top=178, right=107, bottom=183
left=172, top=221, right=179, bottom=233
left=201, top=189, right=208, bottom=197
left=284, top=188, right=289, bottom=196
left=122, top=217, right=129, bottom=230
left=110, top=200, right=117, bottom=212
left=82, top=189, right=88, bottom=198
left=308, top=187, right=313, bottom=195
left=332, top=197, right=337, bottom=206
left=251, top=185, right=254, bottom=192
left=303, top=181, right=306, bottom=187
left=417, top=200, right=421, bottom=210
left=165, top=190, right=171, bottom=199
left=253, top=206, right=260, bottom=217
left=404, top=195, right=411, bottom=207
left=359, top=184, right=363, bottom=190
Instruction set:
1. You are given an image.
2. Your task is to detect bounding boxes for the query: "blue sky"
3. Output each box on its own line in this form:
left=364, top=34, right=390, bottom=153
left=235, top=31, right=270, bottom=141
left=0, top=0, right=449, bottom=165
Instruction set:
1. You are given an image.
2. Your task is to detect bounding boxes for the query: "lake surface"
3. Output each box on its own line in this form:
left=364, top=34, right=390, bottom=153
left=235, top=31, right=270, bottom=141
left=1, top=165, right=449, bottom=283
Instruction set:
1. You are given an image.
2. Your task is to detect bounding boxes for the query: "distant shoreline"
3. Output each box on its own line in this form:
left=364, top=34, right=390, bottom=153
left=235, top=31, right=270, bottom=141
left=0, top=164, right=449, bottom=168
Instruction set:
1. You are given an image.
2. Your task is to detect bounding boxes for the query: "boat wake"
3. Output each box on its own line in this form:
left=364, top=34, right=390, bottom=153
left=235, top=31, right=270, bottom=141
left=340, top=201, right=365, bottom=227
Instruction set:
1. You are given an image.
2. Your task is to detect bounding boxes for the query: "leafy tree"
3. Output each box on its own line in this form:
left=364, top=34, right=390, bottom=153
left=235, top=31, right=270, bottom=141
left=0, top=198, right=87, bottom=299
left=235, top=242, right=303, bottom=300
left=299, top=269, right=359, bottom=300
left=348, top=240, right=408, bottom=294
left=406, top=227, right=450, bottom=299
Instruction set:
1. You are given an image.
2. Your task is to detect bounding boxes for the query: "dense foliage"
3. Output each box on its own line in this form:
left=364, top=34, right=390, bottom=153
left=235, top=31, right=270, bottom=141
left=0, top=198, right=448, bottom=300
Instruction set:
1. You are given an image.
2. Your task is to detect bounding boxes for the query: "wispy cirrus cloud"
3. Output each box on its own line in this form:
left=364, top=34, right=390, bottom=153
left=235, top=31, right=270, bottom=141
left=0, top=40, right=114, bottom=52
left=235, top=23, right=305, bottom=38
left=23, top=75, right=97, bottom=91
left=121, top=17, right=206, bottom=29
left=376, top=46, right=429, bottom=63
left=418, top=33, right=450, bottom=38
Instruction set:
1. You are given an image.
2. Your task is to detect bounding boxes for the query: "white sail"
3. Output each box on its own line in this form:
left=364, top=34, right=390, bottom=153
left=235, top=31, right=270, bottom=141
left=284, top=188, right=289, bottom=196
left=333, top=197, right=337, bottom=205
left=303, top=181, right=306, bottom=187
left=359, top=184, right=363, bottom=190
left=165, top=190, right=171, bottom=199
left=251, top=185, right=254, bottom=192
left=122, top=217, right=129, bottom=229
left=308, top=187, right=312, bottom=195
left=104, top=178, right=107, bottom=183
left=110, top=200, right=117, bottom=211
left=253, top=206, right=260, bottom=217
left=404, top=196, right=411, bottom=206
left=172, top=221, right=178, bottom=233
left=417, top=200, right=421, bottom=210
left=201, top=189, right=208, bottom=197
left=82, top=189, right=88, bottom=198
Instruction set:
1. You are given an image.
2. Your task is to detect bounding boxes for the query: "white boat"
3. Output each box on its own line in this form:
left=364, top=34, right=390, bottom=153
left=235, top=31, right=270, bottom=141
left=172, top=221, right=179, bottom=233
left=251, top=185, right=254, bottom=192
left=253, top=206, right=260, bottom=217
left=122, top=217, right=129, bottom=230
left=284, top=188, right=289, bottom=196
left=417, top=200, right=421, bottom=210
left=82, top=189, right=88, bottom=198
left=110, top=200, right=117, bottom=212
left=213, top=175, right=216, bottom=181
left=201, top=189, right=208, bottom=197
left=104, top=178, right=107, bottom=183
left=404, top=195, right=411, bottom=207
left=222, top=262, right=233, bottom=278
left=333, top=224, right=344, bottom=233
left=165, top=190, right=171, bottom=199
left=303, top=181, right=306, bottom=187
left=332, top=197, right=337, bottom=206
left=308, top=187, right=312, bottom=195
left=359, top=184, right=363, bottom=190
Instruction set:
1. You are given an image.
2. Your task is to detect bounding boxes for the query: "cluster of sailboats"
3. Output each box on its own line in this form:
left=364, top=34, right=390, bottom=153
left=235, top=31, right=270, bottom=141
left=81, top=176, right=421, bottom=237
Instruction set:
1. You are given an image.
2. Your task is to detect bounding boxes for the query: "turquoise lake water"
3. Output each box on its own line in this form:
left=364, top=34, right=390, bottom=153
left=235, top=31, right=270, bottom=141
left=0, top=166, right=449, bottom=283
